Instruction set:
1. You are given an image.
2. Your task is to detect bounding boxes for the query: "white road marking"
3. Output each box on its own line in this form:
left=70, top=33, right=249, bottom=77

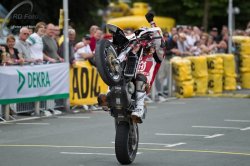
left=240, top=127, right=250, bottom=131
left=204, top=134, right=224, bottom=138
left=58, top=116, right=90, bottom=119
left=193, top=125, right=250, bottom=131
left=156, top=133, right=208, bottom=137
left=165, top=143, right=186, bottom=147
left=60, top=152, right=142, bottom=156
left=155, top=133, right=224, bottom=139
left=61, top=152, right=115, bottom=156
left=225, top=119, right=250, bottom=123
left=111, top=141, right=186, bottom=147
left=15, top=123, right=50, bottom=125
left=139, top=142, right=186, bottom=147
left=192, top=125, right=241, bottom=130
left=139, top=143, right=170, bottom=146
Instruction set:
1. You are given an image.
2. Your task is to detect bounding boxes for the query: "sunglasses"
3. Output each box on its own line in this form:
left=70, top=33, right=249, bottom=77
left=23, top=33, right=29, bottom=36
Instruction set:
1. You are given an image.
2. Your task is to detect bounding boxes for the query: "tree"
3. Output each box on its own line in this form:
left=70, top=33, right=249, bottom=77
left=132, top=0, right=250, bottom=31
left=1, top=0, right=107, bottom=38
left=1, top=0, right=250, bottom=35
left=203, top=0, right=210, bottom=32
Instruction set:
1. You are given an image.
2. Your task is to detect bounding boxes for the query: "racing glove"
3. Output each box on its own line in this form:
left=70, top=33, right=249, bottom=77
left=145, top=12, right=154, bottom=23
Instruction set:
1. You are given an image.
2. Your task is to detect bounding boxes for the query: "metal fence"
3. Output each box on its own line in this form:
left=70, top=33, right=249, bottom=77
left=9, top=101, right=48, bottom=114
left=0, top=99, right=65, bottom=121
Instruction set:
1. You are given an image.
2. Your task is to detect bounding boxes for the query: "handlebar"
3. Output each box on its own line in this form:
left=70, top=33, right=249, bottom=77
left=136, top=35, right=162, bottom=42
left=131, top=36, right=162, bottom=46
left=151, top=36, right=163, bottom=40
left=116, top=35, right=163, bottom=63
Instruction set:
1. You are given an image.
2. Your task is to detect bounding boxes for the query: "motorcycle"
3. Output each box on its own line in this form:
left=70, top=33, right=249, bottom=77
left=95, top=24, right=163, bottom=165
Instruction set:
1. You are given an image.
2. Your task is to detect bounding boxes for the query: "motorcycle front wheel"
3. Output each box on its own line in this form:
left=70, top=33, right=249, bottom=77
left=115, top=121, right=139, bottom=165
left=95, top=39, right=122, bottom=86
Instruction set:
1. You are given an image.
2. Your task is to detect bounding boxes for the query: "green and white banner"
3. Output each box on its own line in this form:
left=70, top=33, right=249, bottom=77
left=0, top=63, right=69, bottom=104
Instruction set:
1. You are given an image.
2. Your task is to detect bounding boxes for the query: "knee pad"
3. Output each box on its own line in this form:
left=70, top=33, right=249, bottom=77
left=135, top=74, right=147, bottom=92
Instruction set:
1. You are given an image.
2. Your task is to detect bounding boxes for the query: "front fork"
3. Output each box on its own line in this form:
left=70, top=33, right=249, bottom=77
left=113, top=40, right=138, bottom=66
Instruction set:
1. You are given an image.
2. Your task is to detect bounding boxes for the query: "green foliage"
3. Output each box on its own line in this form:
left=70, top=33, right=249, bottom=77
left=131, top=0, right=250, bottom=31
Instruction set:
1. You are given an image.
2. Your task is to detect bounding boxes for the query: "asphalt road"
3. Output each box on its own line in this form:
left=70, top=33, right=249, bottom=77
left=0, top=97, right=250, bottom=166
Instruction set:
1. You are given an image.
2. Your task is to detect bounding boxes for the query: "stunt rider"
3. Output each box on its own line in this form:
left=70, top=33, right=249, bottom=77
left=131, top=12, right=165, bottom=122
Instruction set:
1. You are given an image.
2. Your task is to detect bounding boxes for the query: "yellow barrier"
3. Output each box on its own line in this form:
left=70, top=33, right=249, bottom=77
left=185, top=56, right=208, bottom=95
left=208, top=74, right=223, bottom=93
left=171, top=53, right=243, bottom=97
left=233, top=37, right=250, bottom=89
left=186, top=56, right=208, bottom=77
left=172, top=58, right=192, bottom=81
left=239, top=43, right=250, bottom=55
left=175, top=80, right=194, bottom=98
left=206, top=55, right=223, bottom=74
left=240, top=55, right=250, bottom=73
left=193, top=76, right=208, bottom=94
left=241, top=73, right=250, bottom=89
left=232, top=36, right=250, bottom=44
left=70, top=61, right=109, bottom=105
left=171, top=57, right=194, bottom=98
left=217, top=54, right=237, bottom=77
left=223, top=76, right=236, bottom=90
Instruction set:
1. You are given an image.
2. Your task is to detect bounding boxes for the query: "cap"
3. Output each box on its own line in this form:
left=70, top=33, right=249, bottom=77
left=83, top=34, right=91, bottom=40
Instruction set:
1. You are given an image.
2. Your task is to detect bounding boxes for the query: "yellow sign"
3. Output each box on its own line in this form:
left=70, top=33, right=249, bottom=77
left=70, top=61, right=108, bottom=105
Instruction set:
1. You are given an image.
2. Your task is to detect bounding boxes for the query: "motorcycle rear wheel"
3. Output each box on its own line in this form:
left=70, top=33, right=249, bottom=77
left=95, top=39, right=122, bottom=86
left=115, top=121, right=139, bottom=165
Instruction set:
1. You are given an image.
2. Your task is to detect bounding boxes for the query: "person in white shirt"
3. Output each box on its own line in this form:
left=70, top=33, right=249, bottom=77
left=26, top=22, right=46, bottom=63
left=74, top=34, right=97, bottom=111
left=177, top=33, right=192, bottom=56
left=74, top=34, right=94, bottom=61
left=15, top=27, right=33, bottom=62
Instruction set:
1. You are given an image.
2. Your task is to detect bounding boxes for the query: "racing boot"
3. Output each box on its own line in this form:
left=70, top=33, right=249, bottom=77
left=97, top=94, right=109, bottom=111
left=131, top=91, right=146, bottom=123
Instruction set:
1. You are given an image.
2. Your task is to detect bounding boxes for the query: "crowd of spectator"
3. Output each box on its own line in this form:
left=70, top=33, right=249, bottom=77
left=2, top=21, right=250, bottom=65
left=0, top=22, right=104, bottom=67
left=165, top=25, right=226, bottom=58
left=164, top=23, right=250, bottom=58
